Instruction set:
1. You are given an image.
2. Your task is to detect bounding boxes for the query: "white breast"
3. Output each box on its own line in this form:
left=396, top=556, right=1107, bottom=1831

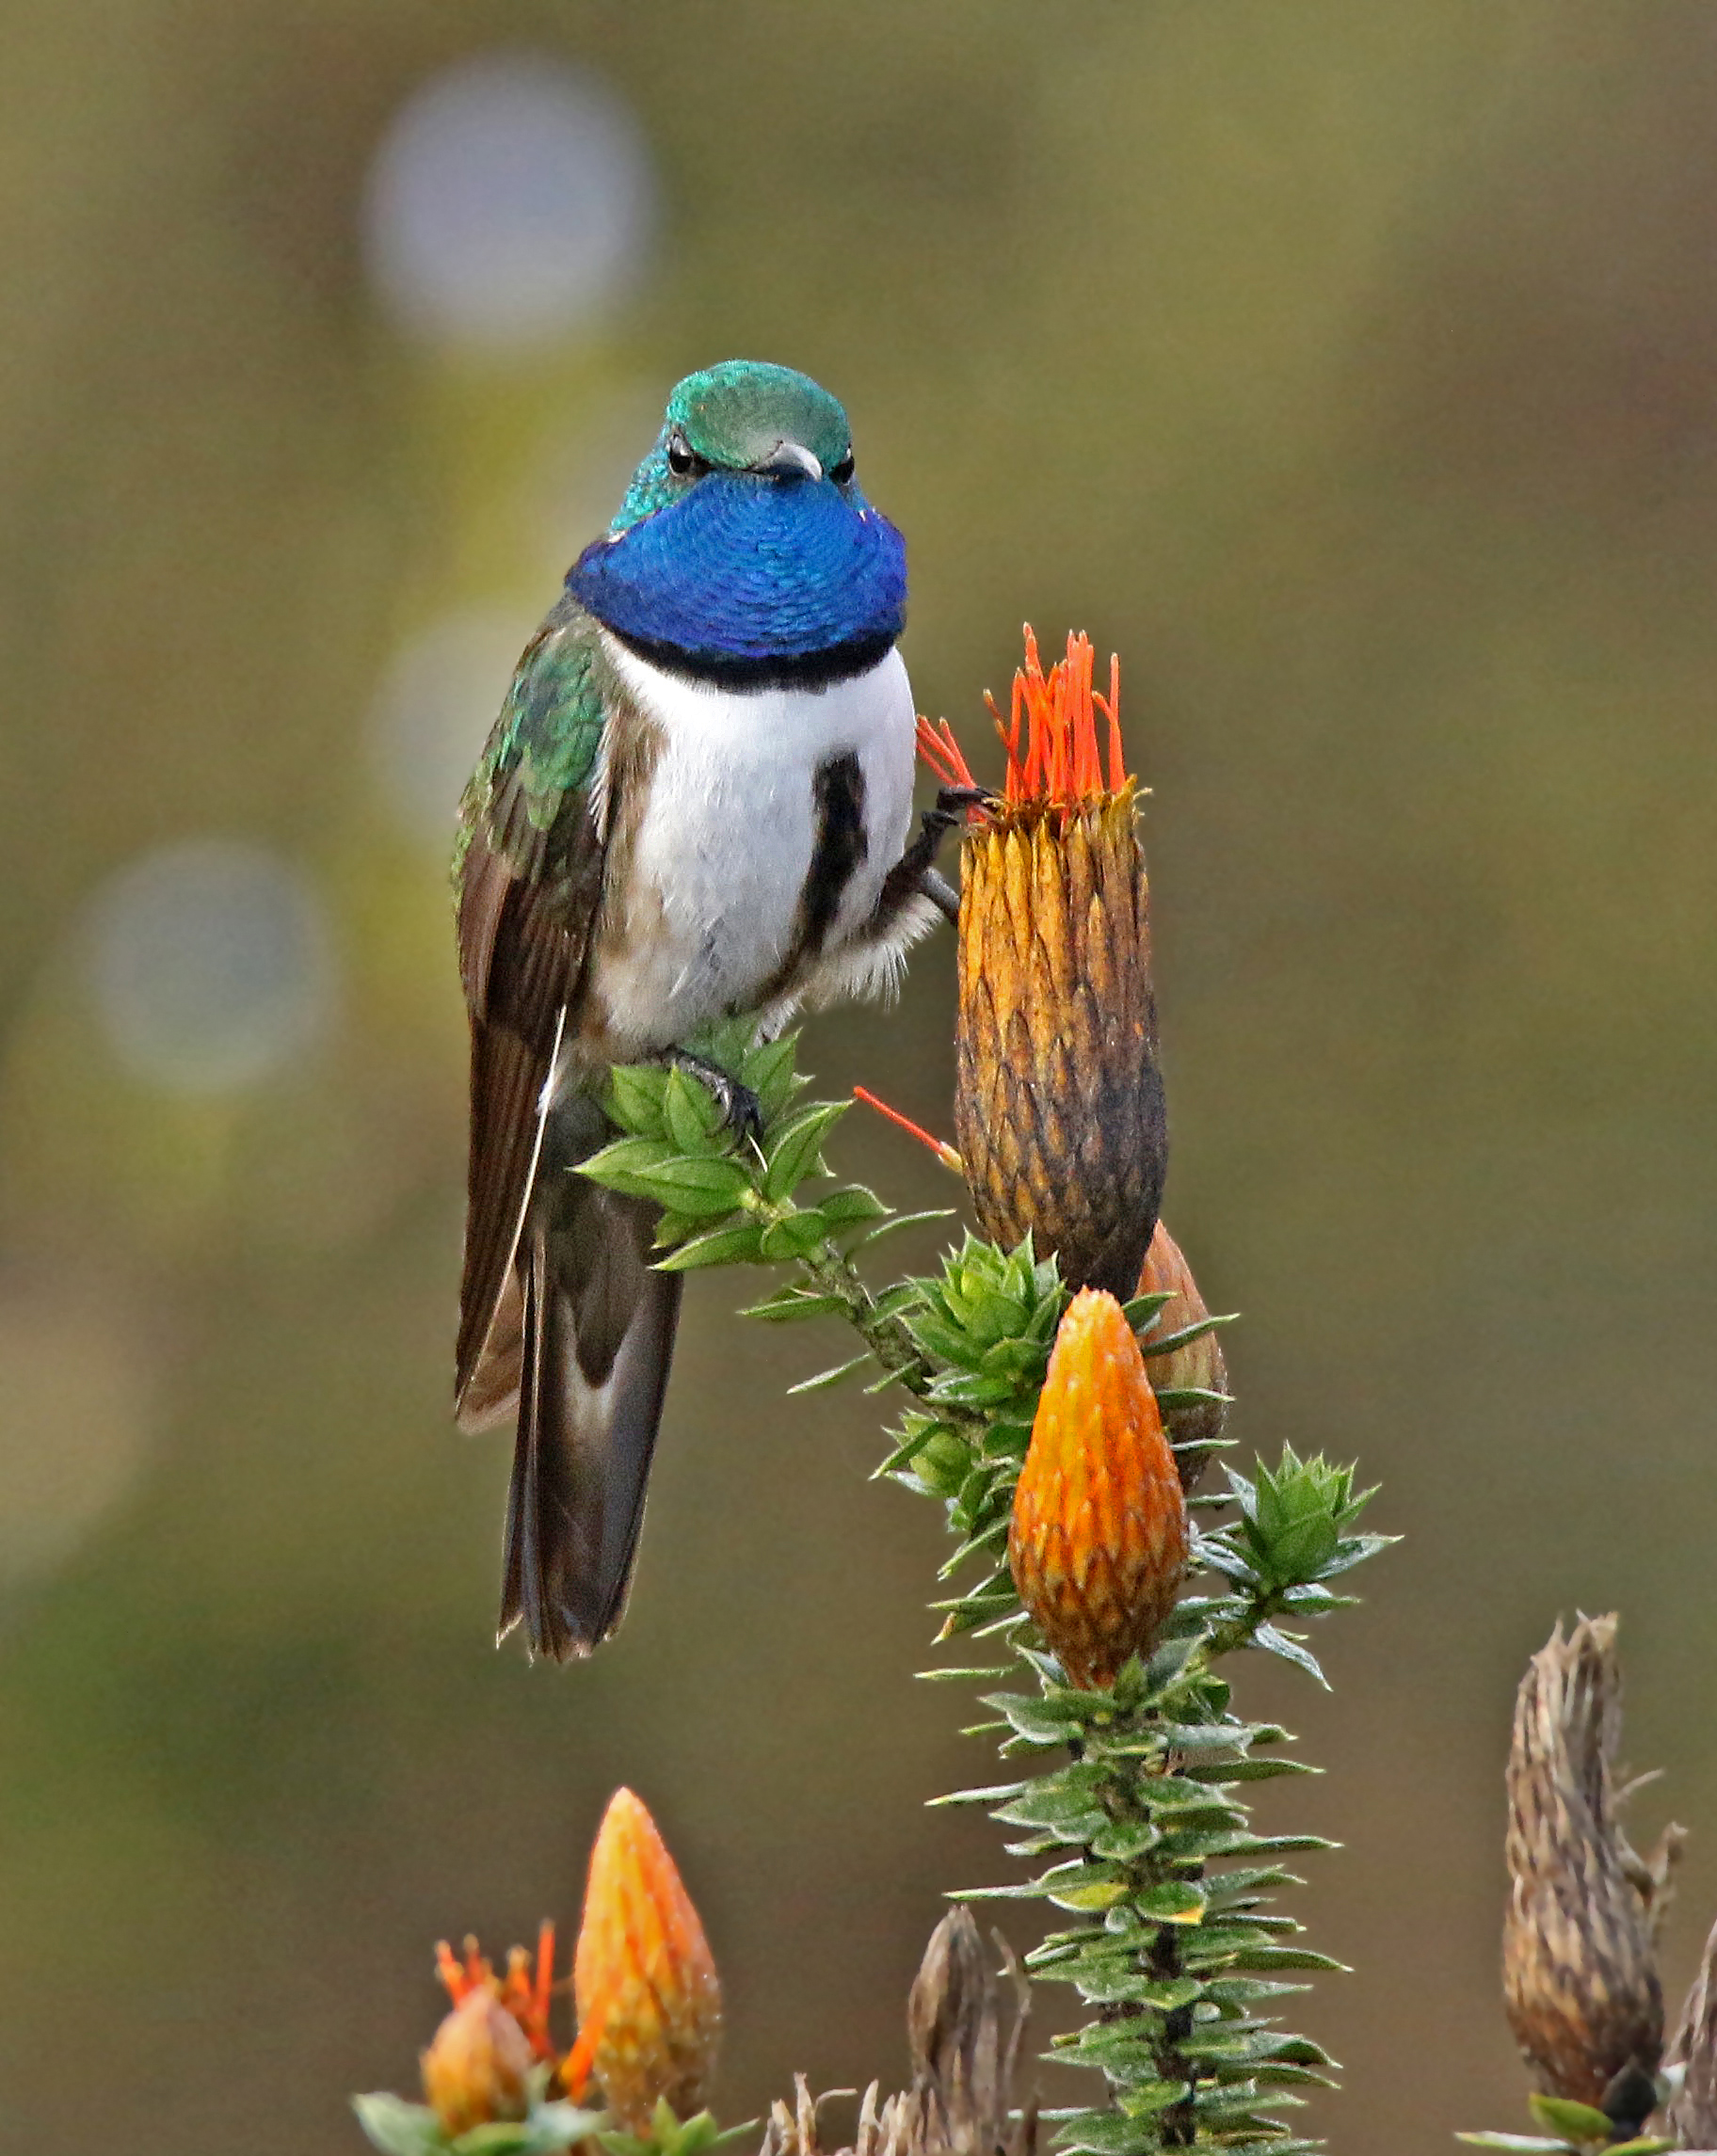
left=589, top=634, right=919, bottom=1051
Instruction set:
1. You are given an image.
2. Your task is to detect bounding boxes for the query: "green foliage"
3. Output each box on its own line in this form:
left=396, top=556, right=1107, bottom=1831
left=352, top=2084, right=606, bottom=2156
left=1454, top=2092, right=1675, bottom=2155
left=583, top=1026, right=897, bottom=1277
left=598, top=2099, right=761, bottom=2156
left=599, top=1035, right=1389, bottom=2153
left=354, top=2078, right=752, bottom=2156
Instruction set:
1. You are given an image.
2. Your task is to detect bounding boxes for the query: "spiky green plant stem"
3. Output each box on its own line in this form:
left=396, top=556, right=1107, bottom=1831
left=581, top=1031, right=1389, bottom=2156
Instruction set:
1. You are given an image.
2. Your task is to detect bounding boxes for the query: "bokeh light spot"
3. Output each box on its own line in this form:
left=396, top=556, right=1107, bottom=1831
left=361, top=50, right=655, bottom=356
left=84, top=839, right=335, bottom=1094
left=367, top=604, right=534, bottom=843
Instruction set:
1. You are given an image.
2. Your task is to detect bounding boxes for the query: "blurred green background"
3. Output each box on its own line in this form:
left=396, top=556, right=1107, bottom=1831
left=4, top=2, right=1716, bottom=2148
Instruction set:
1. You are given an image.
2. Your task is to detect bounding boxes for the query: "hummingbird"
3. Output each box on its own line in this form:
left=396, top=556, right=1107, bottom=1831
left=453, top=359, right=956, bottom=1662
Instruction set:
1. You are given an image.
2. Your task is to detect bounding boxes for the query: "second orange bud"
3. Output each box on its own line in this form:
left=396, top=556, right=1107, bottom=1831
left=1009, top=1287, right=1189, bottom=1688
left=570, top=1787, right=723, bottom=2132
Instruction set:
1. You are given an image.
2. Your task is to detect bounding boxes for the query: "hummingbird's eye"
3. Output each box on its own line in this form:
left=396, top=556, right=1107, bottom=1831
left=829, top=449, right=856, bottom=485
left=666, top=431, right=706, bottom=479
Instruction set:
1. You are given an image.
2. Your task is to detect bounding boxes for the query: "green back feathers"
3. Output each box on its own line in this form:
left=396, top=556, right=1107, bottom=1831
left=452, top=612, right=606, bottom=888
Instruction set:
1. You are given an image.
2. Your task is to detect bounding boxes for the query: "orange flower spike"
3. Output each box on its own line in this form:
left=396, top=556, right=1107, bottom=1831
left=954, top=627, right=1164, bottom=1300
left=572, top=1787, right=722, bottom=2132
left=1009, top=1288, right=1189, bottom=1688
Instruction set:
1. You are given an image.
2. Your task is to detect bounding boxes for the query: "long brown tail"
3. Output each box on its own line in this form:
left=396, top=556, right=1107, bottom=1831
left=498, top=1144, right=682, bottom=1661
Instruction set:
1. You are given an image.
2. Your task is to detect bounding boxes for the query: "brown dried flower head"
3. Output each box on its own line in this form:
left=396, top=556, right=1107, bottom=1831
left=1008, top=1286, right=1188, bottom=1687
left=570, top=1786, right=723, bottom=2132
left=420, top=1986, right=534, bottom=2135
left=1503, top=1614, right=1679, bottom=2122
left=1668, top=1913, right=1717, bottom=2147
left=1134, top=1220, right=1228, bottom=1492
left=923, top=630, right=1166, bottom=1301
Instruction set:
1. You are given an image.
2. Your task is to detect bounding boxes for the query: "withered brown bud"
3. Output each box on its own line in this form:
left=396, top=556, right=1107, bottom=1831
left=758, top=1909, right=1035, bottom=2156
left=421, top=1987, right=533, bottom=2134
left=1502, top=1615, right=1679, bottom=2123
left=1134, top=1220, right=1228, bottom=1492
left=1667, top=1914, right=1717, bottom=2146
left=951, top=631, right=1166, bottom=1302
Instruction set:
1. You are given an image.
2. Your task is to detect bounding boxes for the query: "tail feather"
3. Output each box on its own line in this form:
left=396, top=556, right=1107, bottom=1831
left=499, top=1175, right=682, bottom=1661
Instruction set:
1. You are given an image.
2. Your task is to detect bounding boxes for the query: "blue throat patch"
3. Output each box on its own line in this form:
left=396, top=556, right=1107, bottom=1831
left=565, top=473, right=907, bottom=664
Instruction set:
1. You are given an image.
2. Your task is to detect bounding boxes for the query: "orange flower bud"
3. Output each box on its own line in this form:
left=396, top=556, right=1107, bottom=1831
left=570, top=1787, right=722, bottom=2131
left=952, top=631, right=1166, bottom=1301
left=421, top=1985, right=534, bottom=2134
left=1009, top=1287, right=1188, bottom=1687
left=1135, top=1222, right=1228, bottom=1492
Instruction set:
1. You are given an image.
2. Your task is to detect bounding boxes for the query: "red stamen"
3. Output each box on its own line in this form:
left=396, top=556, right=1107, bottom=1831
left=434, top=1940, right=467, bottom=2001
left=915, top=714, right=982, bottom=800
left=998, top=625, right=1129, bottom=808
left=532, top=1920, right=556, bottom=2045
left=853, top=1086, right=964, bottom=1174
left=559, top=1974, right=615, bottom=2101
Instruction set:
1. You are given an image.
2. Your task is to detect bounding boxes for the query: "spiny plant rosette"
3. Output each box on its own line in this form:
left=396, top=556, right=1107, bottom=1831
left=355, top=1788, right=742, bottom=2156
left=576, top=629, right=1390, bottom=2152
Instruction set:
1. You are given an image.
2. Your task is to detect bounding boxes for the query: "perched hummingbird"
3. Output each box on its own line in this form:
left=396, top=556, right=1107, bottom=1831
left=454, top=359, right=955, bottom=1662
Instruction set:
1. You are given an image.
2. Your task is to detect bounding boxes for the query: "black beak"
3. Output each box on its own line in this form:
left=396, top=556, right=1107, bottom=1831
left=750, top=439, right=824, bottom=480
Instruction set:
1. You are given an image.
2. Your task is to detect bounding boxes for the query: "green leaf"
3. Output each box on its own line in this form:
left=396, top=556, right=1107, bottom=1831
left=635, top=1154, right=754, bottom=1216
left=1137, top=1879, right=1207, bottom=1924
left=1138, top=1313, right=1234, bottom=1356
left=983, top=1691, right=1092, bottom=1743
left=1212, top=1943, right=1349, bottom=1972
left=603, top=1062, right=671, bottom=1137
left=762, top=1101, right=847, bottom=1200
left=664, top=1063, right=727, bottom=1153
left=1180, top=1755, right=1321, bottom=1783
left=819, top=1185, right=891, bottom=1228
left=740, top=1034, right=801, bottom=1122
left=1453, top=2138, right=1573, bottom=2152
left=352, top=2094, right=449, bottom=2156
left=654, top=1221, right=766, bottom=1270
left=1604, top=2142, right=1677, bottom=2155
left=740, top=1288, right=850, bottom=1322
left=759, top=1211, right=831, bottom=1262
left=1051, top=2094, right=1187, bottom=2151
left=577, top=1132, right=676, bottom=1194
left=927, top=1776, right=1031, bottom=1811
left=1252, top=1622, right=1329, bottom=1688
left=786, top=1352, right=872, bottom=1395
left=857, top=1207, right=958, bottom=1248
left=1527, top=2097, right=1615, bottom=2143
left=452, top=2126, right=543, bottom=2156
left=1088, top=1817, right=1161, bottom=1861
left=523, top=2105, right=608, bottom=2148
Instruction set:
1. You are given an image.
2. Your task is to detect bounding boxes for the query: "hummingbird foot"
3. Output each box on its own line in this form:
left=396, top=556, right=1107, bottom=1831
left=879, top=784, right=983, bottom=928
left=660, top=1049, right=764, bottom=1143
left=920, top=868, right=960, bottom=926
